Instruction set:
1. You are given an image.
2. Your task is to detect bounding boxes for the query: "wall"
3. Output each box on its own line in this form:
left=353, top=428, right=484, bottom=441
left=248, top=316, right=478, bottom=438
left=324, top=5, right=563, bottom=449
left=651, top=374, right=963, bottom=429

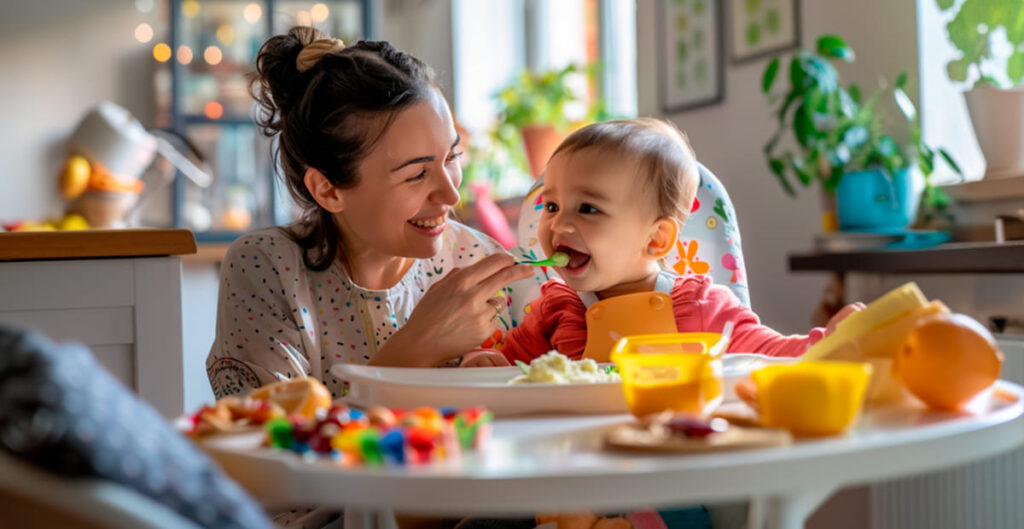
left=379, top=0, right=455, bottom=103
left=635, top=0, right=921, bottom=333
left=0, top=0, right=155, bottom=221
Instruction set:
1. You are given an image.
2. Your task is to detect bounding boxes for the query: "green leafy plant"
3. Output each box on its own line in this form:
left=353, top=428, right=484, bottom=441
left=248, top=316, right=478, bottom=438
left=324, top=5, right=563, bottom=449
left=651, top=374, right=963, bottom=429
left=491, top=64, right=615, bottom=173
left=936, top=0, right=1024, bottom=87
left=461, top=63, right=614, bottom=198
left=490, top=63, right=585, bottom=174
left=762, top=34, right=963, bottom=224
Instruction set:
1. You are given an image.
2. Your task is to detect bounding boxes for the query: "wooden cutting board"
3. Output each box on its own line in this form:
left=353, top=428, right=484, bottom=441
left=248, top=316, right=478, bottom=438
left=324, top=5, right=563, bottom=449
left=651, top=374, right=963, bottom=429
left=605, top=420, right=791, bottom=454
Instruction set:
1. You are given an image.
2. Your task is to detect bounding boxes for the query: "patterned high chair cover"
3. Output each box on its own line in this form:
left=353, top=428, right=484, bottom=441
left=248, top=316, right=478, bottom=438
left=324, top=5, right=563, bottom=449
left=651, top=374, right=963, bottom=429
left=505, top=163, right=749, bottom=328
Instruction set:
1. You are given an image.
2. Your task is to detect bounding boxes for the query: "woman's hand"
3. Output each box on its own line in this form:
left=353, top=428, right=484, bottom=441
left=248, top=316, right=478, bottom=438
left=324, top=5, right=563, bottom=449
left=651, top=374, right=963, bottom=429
left=826, top=302, right=866, bottom=334
left=460, top=349, right=512, bottom=367
left=372, top=253, right=533, bottom=367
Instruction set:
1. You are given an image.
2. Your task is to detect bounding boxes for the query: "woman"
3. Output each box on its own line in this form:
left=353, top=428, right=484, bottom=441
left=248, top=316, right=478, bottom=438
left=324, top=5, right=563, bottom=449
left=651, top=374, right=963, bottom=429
left=206, top=27, right=533, bottom=400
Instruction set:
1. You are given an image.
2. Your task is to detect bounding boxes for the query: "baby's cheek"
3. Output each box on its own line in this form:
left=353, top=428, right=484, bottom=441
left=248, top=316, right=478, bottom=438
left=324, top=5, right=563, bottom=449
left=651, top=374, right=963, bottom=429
left=537, top=222, right=555, bottom=254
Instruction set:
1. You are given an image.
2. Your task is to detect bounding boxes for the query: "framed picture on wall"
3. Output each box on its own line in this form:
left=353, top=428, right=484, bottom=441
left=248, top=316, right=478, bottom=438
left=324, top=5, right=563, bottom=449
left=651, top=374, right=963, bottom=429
left=729, top=0, right=800, bottom=63
left=658, top=0, right=725, bottom=114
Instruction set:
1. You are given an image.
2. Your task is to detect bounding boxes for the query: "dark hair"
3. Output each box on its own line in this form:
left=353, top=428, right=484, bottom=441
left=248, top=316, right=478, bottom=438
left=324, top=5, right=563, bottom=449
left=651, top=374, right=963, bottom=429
left=550, top=118, right=699, bottom=224
left=250, top=26, right=438, bottom=270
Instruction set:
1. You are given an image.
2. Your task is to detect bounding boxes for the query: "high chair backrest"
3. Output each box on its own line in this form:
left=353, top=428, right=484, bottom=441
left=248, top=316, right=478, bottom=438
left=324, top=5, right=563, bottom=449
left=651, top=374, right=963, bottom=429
left=506, top=162, right=749, bottom=327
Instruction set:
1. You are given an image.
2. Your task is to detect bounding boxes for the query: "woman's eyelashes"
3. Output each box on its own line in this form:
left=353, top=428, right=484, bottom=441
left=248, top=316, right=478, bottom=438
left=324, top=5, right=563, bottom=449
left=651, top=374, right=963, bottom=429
left=404, top=150, right=462, bottom=183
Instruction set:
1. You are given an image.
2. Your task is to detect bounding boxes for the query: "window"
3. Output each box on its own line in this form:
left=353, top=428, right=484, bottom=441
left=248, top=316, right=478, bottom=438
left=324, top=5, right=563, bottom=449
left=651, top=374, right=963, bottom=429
left=917, top=0, right=987, bottom=183
left=452, top=0, right=637, bottom=197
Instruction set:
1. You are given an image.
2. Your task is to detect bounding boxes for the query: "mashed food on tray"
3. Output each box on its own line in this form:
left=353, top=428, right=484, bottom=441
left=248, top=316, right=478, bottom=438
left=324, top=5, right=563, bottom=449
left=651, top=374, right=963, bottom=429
left=509, top=351, right=622, bottom=384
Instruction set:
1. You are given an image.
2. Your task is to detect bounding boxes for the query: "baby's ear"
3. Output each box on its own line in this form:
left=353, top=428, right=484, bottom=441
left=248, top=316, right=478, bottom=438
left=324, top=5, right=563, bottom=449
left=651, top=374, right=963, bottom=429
left=304, top=168, right=345, bottom=213
left=645, top=216, right=679, bottom=259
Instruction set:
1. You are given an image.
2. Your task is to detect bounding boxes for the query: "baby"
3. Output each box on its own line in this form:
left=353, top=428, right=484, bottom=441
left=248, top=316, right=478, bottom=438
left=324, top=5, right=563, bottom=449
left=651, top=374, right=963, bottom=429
left=464, top=118, right=861, bottom=367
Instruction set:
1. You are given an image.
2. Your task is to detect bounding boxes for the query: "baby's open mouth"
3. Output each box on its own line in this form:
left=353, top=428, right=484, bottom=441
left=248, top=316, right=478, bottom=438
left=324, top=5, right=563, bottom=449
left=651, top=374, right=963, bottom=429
left=556, top=245, right=591, bottom=270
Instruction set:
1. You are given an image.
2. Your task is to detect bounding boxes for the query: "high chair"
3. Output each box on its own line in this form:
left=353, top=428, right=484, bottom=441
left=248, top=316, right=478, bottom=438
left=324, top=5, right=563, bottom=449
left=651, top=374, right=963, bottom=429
left=506, top=162, right=750, bottom=327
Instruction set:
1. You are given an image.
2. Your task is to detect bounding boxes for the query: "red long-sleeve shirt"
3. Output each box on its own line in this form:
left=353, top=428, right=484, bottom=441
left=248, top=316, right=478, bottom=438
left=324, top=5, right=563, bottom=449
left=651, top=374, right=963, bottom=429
left=499, top=276, right=824, bottom=363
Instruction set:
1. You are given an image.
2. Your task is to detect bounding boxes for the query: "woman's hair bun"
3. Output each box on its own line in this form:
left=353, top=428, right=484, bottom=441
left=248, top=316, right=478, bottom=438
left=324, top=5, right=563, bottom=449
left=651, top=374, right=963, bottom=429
left=250, top=26, right=329, bottom=134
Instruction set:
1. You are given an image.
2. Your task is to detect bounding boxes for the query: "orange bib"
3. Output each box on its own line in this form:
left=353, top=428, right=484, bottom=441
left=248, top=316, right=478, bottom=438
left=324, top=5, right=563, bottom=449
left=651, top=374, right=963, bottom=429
left=582, top=291, right=679, bottom=362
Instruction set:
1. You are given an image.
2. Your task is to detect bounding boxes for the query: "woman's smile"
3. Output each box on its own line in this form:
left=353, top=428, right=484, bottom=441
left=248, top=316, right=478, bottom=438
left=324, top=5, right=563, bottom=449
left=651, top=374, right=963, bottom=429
left=407, top=213, right=448, bottom=236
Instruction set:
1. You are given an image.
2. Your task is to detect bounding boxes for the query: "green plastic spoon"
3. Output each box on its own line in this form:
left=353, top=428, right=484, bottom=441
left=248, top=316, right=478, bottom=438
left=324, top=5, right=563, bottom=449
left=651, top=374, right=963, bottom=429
left=519, top=252, right=570, bottom=267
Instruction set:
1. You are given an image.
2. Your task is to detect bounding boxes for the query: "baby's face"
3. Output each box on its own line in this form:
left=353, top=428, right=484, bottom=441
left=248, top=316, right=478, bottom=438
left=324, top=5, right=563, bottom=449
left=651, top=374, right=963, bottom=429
left=539, top=148, right=662, bottom=294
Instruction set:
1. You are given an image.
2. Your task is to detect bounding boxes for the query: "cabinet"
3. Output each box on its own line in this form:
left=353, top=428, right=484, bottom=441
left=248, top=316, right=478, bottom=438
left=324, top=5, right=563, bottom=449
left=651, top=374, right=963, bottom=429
left=166, top=0, right=374, bottom=242
left=0, top=230, right=197, bottom=418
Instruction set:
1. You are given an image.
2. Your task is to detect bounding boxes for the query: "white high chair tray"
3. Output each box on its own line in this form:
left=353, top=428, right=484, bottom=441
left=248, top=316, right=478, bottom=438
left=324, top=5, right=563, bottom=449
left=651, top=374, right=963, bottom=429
left=331, top=354, right=795, bottom=416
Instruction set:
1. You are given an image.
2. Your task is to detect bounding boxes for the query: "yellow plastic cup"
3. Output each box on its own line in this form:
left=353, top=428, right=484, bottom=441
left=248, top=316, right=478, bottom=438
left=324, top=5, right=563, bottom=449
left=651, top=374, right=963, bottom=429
left=610, top=333, right=725, bottom=418
left=752, top=360, right=872, bottom=437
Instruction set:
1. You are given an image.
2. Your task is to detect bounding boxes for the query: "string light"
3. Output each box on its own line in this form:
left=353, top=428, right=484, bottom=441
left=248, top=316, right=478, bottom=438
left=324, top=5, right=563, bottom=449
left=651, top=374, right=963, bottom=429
left=182, top=0, right=200, bottom=18
left=177, top=45, right=194, bottom=65
left=296, top=10, right=312, bottom=27
left=311, top=3, right=330, bottom=23
left=134, top=23, right=154, bottom=43
left=216, top=23, right=235, bottom=45
left=153, top=43, right=172, bottom=62
left=204, top=46, right=223, bottom=65
left=204, top=101, right=224, bottom=120
left=243, top=3, right=262, bottom=23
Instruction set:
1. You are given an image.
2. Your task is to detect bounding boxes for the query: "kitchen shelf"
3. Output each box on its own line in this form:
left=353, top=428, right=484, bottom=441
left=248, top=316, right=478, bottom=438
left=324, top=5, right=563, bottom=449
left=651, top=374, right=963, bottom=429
left=789, top=241, right=1024, bottom=274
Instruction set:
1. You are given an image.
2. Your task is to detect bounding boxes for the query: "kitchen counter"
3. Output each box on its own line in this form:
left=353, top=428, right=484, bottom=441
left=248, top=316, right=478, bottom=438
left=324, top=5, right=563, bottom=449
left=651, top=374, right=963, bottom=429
left=0, top=228, right=196, bottom=261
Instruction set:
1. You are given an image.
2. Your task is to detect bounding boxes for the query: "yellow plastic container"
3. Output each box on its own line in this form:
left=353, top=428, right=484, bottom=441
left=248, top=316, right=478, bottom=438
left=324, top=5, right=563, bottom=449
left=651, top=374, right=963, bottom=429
left=610, top=333, right=725, bottom=418
left=752, top=361, right=872, bottom=437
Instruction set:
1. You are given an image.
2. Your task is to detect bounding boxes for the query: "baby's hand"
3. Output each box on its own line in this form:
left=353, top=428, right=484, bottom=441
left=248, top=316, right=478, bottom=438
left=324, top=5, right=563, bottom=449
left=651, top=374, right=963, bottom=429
left=460, top=349, right=511, bottom=367
left=826, top=302, right=866, bottom=334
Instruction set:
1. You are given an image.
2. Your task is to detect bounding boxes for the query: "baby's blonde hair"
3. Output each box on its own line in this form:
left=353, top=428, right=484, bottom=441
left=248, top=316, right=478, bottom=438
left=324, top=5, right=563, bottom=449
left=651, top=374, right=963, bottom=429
left=550, top=118, right=699, bottom=224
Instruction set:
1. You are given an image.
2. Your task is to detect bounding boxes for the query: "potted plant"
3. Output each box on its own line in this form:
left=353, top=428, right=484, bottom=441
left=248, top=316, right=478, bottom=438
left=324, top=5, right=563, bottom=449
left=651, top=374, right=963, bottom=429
left=492, top=63, right=590, bottom=179
left=936, top=0, right=1024, bottom=177
left=762, top=34, right=963, bottom=231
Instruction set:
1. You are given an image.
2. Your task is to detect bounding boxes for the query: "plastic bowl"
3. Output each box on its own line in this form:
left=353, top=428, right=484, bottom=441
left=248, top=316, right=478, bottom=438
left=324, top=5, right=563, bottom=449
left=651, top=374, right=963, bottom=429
left=752, top=361, right=872, bottom=437
left=610, top=333, right=724, bottom=418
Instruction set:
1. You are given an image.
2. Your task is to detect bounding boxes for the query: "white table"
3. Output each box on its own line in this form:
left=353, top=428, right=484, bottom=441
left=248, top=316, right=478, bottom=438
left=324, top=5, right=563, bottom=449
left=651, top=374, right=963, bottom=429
left=204, top=382, right=1024, bottom=529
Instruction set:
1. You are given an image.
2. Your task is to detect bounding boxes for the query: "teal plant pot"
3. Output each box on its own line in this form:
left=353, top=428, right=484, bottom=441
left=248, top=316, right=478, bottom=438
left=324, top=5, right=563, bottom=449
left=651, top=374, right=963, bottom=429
left=836, top=168, right=922, bottom=231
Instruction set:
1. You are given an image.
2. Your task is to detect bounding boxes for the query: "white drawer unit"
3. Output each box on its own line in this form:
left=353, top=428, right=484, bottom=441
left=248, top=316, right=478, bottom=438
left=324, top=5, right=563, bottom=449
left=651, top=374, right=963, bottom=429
left=0, top=229, right=196, bottom=418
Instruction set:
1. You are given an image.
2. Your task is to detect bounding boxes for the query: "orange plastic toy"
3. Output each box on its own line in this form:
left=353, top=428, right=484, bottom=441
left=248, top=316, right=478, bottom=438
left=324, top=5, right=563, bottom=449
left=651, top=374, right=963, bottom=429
left=896, top=313, right=1003, bottom=411
left=583, top=291, right=678, bottom=362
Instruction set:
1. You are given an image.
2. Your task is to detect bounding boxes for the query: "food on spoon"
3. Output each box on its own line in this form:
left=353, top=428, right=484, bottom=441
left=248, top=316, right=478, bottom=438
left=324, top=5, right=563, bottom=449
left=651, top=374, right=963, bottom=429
left=509, top=351, right=621, bottom=384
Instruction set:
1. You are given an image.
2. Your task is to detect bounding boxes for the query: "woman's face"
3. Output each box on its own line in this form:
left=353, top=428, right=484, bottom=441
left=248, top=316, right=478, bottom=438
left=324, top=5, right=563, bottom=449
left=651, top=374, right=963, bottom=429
left=338, top=87, right=463, bottom=259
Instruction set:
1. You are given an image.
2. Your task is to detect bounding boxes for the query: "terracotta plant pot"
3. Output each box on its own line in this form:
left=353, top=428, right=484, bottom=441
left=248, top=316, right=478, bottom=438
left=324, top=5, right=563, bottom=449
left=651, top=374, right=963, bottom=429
left=521, top=124, right=566, bottom=179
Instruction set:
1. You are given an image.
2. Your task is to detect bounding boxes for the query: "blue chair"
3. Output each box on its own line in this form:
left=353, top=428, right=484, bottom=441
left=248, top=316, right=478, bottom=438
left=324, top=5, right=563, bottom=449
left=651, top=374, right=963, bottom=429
left=506, top=163, right=750, bottom=327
